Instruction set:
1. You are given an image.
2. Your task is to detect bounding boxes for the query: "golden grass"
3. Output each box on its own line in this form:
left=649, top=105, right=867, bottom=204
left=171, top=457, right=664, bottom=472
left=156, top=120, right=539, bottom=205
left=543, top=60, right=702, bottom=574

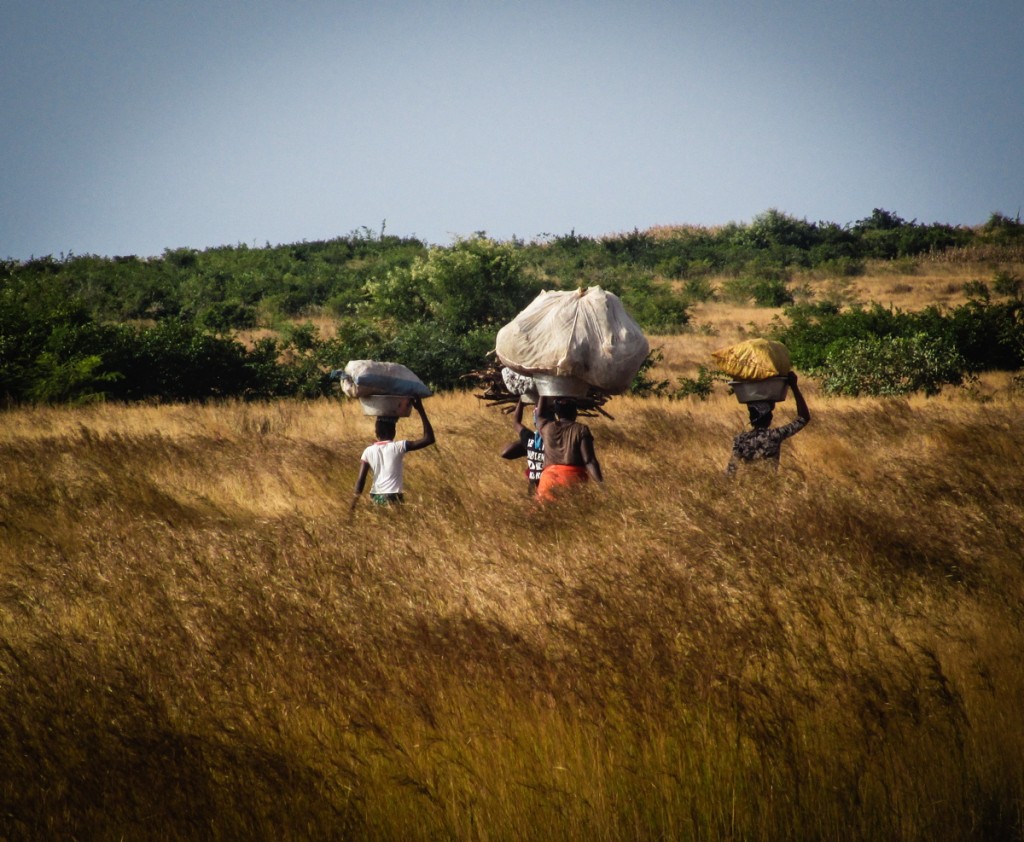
left=2, top=260, right=1023, bottom=838
left=2, top=380, right=1023, bottom=839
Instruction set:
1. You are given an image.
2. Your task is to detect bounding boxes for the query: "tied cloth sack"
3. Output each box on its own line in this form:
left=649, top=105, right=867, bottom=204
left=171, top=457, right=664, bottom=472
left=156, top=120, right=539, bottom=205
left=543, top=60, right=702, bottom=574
left=495, top=287, right=650, bottom=394
left=711, top=339, right=792, bottom=381
left=337, top=360, right=433, bottom=398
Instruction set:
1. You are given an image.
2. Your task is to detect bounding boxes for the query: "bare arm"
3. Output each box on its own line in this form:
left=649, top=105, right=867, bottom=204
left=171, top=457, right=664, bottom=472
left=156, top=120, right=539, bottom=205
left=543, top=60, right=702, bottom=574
left=535, top=396, right=551, bottom=431
left=580, top=435, right=603, bottom=483
left=405, top=398, right=436, bottom=452
left=789, top=371, right=810, bottom=423
left=351, top=461, right=370, bottom=510
left=512, top=398, right=528, bottom=434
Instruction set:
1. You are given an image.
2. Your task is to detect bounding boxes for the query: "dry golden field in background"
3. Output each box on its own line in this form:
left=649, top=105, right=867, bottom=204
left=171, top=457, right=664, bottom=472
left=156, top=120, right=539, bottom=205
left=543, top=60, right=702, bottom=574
left=1, top=257, right=1023, bottom=840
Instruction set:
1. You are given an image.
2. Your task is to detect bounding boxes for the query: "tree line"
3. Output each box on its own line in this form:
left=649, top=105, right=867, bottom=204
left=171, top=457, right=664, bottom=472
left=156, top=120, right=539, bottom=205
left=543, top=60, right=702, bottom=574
left=2, top=210, right=1023, bottom=405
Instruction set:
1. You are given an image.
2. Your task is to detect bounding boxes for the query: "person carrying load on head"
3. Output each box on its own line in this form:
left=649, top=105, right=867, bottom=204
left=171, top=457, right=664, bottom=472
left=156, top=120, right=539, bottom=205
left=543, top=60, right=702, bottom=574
left=512, top=397, right=550, bottom=495
left=351, top=397, right=435, bottom=509
left=726, top=371, right=810, bottom=476
left=535, top=396, right=603, bottom=502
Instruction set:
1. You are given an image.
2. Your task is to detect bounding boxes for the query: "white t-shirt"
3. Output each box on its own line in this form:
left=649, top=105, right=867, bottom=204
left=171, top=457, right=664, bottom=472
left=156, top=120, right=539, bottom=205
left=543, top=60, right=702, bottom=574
left=360, top=440, right=408, bottom=494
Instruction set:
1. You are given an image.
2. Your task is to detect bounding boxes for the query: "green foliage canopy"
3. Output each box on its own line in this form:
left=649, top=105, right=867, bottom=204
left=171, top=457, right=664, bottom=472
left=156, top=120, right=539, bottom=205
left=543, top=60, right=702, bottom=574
left=772, top=298, right=1024, bottom=396
left=2, top=209, right=1021, bottom=404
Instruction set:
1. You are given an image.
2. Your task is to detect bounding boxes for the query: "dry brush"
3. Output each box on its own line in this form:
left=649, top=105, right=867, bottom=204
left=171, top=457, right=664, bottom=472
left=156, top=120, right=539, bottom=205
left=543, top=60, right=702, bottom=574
left=0, top=389, right=1022, bottom=840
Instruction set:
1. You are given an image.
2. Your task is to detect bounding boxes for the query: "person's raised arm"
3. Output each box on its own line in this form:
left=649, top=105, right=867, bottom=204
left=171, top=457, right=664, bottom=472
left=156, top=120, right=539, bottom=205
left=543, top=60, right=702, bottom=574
left=535, top=396, right=549, bottom=424
left=789, top=371, right=810, bottom=424
left=405, top=397, right=436, bottom=452
left=512, top=397, right=527, bottom=434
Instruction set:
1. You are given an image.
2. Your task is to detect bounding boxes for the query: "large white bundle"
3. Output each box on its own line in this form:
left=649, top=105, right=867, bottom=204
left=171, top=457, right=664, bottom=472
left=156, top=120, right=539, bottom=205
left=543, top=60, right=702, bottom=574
left=338, top=360, right=433, bottom=398
left=495, top=287, right=649, bottom=394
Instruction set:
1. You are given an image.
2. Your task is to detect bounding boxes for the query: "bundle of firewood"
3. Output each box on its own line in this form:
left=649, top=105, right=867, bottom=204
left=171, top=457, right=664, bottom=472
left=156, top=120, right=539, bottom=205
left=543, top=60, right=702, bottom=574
left=463, top=358, right=614, bottom=418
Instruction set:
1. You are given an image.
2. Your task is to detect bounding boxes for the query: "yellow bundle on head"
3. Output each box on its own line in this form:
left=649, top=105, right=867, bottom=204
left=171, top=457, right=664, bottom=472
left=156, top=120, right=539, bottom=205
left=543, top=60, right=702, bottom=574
left=711, top=339, right=792, bottom=381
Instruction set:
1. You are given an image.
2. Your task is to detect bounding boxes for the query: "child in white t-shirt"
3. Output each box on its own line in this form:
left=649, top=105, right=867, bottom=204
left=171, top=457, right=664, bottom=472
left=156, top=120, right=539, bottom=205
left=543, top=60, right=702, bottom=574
left=351, top=398, right=435, bottom=508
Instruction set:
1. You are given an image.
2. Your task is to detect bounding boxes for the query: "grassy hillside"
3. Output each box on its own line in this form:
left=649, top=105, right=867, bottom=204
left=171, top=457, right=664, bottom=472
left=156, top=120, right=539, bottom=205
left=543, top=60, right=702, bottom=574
left=2, top=346, right=1023, bottom=838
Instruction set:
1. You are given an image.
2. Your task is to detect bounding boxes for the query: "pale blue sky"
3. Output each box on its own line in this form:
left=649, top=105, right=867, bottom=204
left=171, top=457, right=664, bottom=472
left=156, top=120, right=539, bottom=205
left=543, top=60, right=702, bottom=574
left=2, top=0, right=1021, bottom=259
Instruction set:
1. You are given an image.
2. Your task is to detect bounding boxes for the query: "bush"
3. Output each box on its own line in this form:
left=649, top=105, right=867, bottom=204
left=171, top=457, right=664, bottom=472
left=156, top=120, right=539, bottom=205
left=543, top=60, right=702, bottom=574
left=628, top=350, right=671, bottom=397
left=27, top=352, right=121, bottom=404
left=669, top=366, right=714, bottom=401
left=413, top=237, right=538, bottom=333
left=3, top=215, right=1017, bottom=405
left=812, top=257, right=865, bottom=278
left=962, top=280, right=990, bottom=302
left=620, top=279, right=690, bottom=333
left=820, top=333, right=966, bottom=397
left=198, top=300, right=258, bottom=332
left=940, top=299, right=1024, bottom=372
left=775, top=303, right=920, bottom=372
left=626, top=354, right=714, bottom=400
left=992, top=271, right=1023, bottom=299
left=681, top=277, right=715, bottom=304
left=381, top=322, right=496, bottom=392
left=722, top=274, right=794, bottom=307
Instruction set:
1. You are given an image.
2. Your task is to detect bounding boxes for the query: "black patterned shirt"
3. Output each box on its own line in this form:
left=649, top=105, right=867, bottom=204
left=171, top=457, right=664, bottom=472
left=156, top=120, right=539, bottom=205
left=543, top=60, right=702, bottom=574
left=519, top=427, right=545, bottom=485
left=727, top=417, right=807, bottom=474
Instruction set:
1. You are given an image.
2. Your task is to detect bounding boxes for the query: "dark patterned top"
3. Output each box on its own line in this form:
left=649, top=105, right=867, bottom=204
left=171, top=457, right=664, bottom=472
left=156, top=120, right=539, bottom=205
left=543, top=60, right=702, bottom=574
left=519, top=427, right=545, bottom=485
left=727, top=417, right=807, bottom=474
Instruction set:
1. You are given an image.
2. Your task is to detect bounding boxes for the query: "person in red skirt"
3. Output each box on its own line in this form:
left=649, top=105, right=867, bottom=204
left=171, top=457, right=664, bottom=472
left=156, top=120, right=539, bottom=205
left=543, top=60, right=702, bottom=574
left=534, top=396, right=603, bottom=502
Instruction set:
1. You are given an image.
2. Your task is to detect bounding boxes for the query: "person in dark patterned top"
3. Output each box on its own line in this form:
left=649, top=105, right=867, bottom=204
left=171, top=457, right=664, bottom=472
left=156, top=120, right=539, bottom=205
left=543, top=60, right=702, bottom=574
left=726, top=371, right=810, bottom=475
left=512, top=397, right=551, bottom=494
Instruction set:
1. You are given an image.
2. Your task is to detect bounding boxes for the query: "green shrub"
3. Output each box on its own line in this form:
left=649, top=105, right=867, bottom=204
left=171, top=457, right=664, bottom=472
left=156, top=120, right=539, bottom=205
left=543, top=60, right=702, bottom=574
left=683, top=257, right=716, bottom=278
left=654, top=256, right=688, bottom=279
left=198, top=300, right=258, bottom=332
left=27, top=352, right=121, bottom=404
left=620, top=280, right=690, bottom=333
left=381, top=322, right=496, bottom=392
left=992, top=271, right=1023, bottom=299
left=812, top=257, right=865, bottom=278
left=681, top=277, right=715, bottom=303
left=983, top=212, right=1024, bottom=242
left=940, top=299, right=1024, bottom=372
left=962, top=280, right=990, bottom=302
left=736, top=209, right=818, bottom=250
left=722, top=274, right=794, bottom=307
left=414, top=236, right=538, bottom=332
left=820, top=333, right=966, bottom=397
left=2, top=214, right=1016, bottom=405
left=775, top=303, right=921, bottom=371
left=628, top=350, right=671, bottom=397
left=669, top=366, right=714, bottom=401
left=602, top=228, right=655, bottom=266
left=775, top=299, right=1024, bottom=383
left=752, top=277, right=794, bottom=307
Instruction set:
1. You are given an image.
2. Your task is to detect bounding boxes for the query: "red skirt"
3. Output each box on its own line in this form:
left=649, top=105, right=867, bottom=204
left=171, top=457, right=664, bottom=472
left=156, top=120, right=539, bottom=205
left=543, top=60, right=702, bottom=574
left=536, top=464, right=588, bottom=502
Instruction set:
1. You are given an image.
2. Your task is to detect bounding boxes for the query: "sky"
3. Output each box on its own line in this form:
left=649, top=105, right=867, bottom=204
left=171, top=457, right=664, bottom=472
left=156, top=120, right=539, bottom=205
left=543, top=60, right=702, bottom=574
left=2, top=0, right=1022, bottom=260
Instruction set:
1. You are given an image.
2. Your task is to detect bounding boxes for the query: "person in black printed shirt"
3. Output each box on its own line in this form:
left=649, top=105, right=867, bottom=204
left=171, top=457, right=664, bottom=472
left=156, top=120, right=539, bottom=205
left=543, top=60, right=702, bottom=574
left=512, top=397, right=550, bottom=494
left=726, top=371, right=810, bottom=475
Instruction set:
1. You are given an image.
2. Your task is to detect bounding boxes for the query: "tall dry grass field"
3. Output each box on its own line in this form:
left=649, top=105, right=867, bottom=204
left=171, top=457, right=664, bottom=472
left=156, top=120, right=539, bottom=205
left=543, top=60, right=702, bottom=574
left=2, top=375, right=1023, bottom=838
